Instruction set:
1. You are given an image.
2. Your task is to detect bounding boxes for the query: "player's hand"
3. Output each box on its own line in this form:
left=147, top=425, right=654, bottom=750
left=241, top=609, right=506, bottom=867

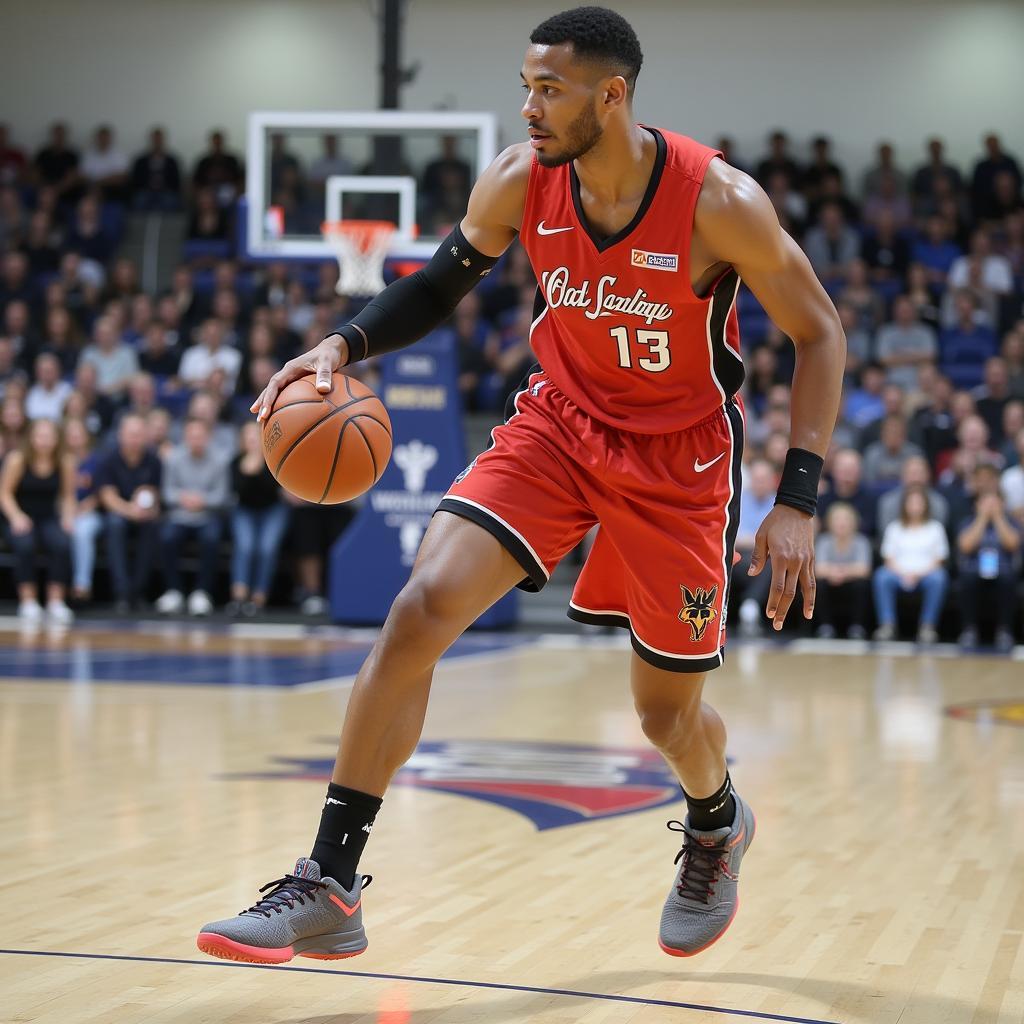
left=252, top=334, right=348, bottom=422
left=747, top=504, right=815, bottom=631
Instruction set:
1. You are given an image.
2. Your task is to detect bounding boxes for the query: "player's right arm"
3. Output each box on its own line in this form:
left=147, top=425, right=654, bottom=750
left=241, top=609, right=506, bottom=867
left=253, top=145, right=532, bottom=421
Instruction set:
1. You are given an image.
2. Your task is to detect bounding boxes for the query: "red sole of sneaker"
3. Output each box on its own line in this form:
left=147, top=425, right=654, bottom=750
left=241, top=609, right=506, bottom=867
left=196, top=933, right=367, bottom=965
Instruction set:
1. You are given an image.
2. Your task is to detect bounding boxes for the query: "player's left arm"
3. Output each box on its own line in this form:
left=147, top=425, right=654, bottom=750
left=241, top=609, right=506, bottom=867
left=695, top=161, right=846, bottom=630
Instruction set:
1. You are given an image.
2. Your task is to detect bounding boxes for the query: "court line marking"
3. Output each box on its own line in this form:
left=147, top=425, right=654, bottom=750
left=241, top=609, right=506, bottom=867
left=0, top=948, right=840, bottom=1024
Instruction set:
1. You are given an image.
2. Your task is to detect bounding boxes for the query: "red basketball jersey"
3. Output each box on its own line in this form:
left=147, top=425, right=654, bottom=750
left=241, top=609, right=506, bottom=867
left=520, top=127, right=744, bottom=434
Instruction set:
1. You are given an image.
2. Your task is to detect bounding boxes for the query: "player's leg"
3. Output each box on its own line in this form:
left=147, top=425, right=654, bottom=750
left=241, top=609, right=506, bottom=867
left=196, top=512, right=527, bottom=965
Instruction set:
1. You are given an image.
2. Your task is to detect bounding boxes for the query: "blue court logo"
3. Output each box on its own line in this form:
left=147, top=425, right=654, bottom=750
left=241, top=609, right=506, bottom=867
left=226, top=739, right=684, bottom=830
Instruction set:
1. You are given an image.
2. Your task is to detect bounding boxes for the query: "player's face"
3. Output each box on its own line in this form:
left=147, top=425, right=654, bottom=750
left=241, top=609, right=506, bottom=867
left=521, top=44, right=605, bottom=168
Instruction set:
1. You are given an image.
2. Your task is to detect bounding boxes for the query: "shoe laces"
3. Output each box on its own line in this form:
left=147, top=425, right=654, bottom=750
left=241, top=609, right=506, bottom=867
left=667, top=820, right=732, bottom=905
left=243, top=874, right=327, bottom=918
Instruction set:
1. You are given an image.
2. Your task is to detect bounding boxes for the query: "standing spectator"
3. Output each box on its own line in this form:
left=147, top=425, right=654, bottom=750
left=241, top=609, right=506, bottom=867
left=875, top=295, right=937, bottom=391
left=97, top=413, right=162, bottom=611
left=63, top=417, right=103, bottom=603
left=861, top=142, right=906, bottom=201
left=131, top=127, right=182, bottom=210
left=80, top=125, right=129, bottom=202
left=178, top=318, right=242, bottom=394
left=0, top=418, right=75, bottom=623
left=956, top=462, right=1020, bottom=651
left=801, top=135, right=843, bottom=201
left=862, top=415, right=924, bottom=489
left=971, top=134, right=1022, bottom=223
left=873, top=485, right=949, bottom=643
left=192, top=130, right=244, bottom=206
left=229, top=421, right=290, bottom=614
left=801, top=202, right=859, bottom=284
left=80, top=314, right=139, bottom=400
left=910, top=138, right=963, bottom=211
left=814, top=503, right=872, bottom=639
left=25, top=353, right=73, bottom=422
left=32, top=122, right=81, bottom=200
left=307, top=134, right=352, bottom=193
left=877, top=455, right=950, bottom=533
left=755, top=130, right=801, bottom=190
left=733, top=459, right=778, bottom=636
left=155, top=417, right=230, bottom=616
left=421, top=136, right=472, bottom=213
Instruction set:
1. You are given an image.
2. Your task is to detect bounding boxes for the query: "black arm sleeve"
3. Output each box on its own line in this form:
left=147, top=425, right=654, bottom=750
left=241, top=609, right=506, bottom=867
left=329, top=224, right=501, bottom=365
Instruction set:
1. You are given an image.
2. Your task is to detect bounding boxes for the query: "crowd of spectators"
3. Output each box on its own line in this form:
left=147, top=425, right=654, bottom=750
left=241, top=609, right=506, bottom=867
left=0, top=119, right=1022, bottom=649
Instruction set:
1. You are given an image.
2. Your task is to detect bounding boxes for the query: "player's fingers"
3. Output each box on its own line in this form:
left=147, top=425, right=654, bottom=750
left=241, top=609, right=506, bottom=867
left=771, top=559, right=799, bottom=631
left=748, top=528, right=768, bottom=576
left=764, top=555, right=783, bottom=619
left=258, top=374, right=285, bottom=422
left=314, top=352, right=334, bottom=393
left=800, top=558, right=816, bottom=619
left=250, top=389, right=266, bottom=415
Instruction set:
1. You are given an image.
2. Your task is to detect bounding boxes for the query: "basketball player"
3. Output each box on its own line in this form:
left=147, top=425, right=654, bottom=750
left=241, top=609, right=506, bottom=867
left=198, top=6, right=844, bottom=962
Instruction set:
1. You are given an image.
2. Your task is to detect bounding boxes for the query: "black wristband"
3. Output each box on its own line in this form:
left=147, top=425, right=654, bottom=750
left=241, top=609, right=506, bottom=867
left=774, top=447, right=823, bottom=517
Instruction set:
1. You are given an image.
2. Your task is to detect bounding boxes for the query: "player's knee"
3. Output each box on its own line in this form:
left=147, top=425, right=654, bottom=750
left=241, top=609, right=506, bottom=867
left=387, top=572, right=475, bottom=641
left=634, top=696, right=700, bottom=751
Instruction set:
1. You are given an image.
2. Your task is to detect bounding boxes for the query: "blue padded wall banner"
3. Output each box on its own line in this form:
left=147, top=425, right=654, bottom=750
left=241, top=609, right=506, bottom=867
left=328, top=331, right=518, bottom=627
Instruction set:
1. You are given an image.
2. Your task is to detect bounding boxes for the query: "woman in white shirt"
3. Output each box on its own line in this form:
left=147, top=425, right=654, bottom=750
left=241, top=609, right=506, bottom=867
left=872, top=484, right=949, bottom=643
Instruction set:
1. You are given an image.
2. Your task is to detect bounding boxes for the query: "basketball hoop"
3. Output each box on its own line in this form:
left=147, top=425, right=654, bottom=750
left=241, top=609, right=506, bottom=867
left=322, top=219, right=395, bottom=297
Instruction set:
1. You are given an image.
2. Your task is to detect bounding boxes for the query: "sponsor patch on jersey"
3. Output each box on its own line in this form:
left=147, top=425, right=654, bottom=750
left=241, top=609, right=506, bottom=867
left=631, top=248, right=679, bottom=272
left=679, top=585, right=718, bottom=642
left=946, top=700, right=1024, bottom=728
left=223, top=739, right=692, bottom=830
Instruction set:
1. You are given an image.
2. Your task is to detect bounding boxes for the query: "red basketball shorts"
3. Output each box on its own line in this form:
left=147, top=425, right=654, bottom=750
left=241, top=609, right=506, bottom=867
left=437, top=370, right=745, bottom=674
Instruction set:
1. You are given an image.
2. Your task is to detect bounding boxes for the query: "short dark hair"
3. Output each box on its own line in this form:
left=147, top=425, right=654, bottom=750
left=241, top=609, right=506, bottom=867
left=530, top=6, right=643, bottom=94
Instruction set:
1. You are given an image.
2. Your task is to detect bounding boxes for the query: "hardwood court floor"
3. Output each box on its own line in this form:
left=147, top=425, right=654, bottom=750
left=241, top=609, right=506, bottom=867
left=1, top=622, right=1023, bottom=1024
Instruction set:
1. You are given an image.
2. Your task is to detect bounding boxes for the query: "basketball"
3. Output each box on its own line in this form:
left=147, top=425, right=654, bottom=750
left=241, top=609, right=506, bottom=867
left=261, top=372, right=392, bottom=504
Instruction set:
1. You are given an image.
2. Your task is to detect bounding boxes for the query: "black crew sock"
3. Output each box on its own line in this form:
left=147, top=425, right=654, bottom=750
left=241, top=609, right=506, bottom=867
left=682, top=772, right=736, bottom=831
left=310, top=783, right=383, bottom=890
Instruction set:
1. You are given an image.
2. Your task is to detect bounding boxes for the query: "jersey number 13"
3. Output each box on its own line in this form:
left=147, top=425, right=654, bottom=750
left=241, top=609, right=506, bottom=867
left=609, top=326, right=671, bottom=373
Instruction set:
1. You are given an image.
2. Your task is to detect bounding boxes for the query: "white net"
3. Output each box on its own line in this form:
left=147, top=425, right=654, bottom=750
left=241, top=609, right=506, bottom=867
left=322, top=220, right=396, bottom=297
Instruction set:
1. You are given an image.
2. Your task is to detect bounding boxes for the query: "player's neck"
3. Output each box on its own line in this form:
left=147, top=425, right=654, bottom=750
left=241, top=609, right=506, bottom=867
left=573, top=122, right=654, bottom=206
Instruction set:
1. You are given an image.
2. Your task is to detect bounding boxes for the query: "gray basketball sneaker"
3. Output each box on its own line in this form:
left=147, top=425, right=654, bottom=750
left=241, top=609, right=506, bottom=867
left=197, top=857, right=370, bottom=964
left=659, top=793, right=755, bottom=957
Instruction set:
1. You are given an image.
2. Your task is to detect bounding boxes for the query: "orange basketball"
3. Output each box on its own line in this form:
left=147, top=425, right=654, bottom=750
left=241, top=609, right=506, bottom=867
left=261, top=372, right=392, bottom=504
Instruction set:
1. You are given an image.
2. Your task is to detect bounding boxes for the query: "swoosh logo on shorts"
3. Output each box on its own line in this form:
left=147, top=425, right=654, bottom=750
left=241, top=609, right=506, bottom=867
left=694, top=453, right=726, bottom=473
left=537, top=221, right=574, bottom=235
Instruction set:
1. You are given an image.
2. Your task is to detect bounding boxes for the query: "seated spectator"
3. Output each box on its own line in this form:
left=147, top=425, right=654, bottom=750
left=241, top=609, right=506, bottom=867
left=972, top=357, right=1013, bottom=445
left=971, top=134, right=1022, bottom=223
left=734, top=459, right=777, bottom=636
left=818, top=447, right=877, bottom=536
left=178, top=318, right=241, bottom=394
left=4, top=300, right=37, bottom=367
left=138, top=323, right=181, bottom=380
left=62, top=417, right=103, bottom=603
left=0, top=250, right=32, bottom=310
left=956, top=462, right=1020, bottom=651
left=79, top=314, right=139, bottom=400
left=211, top=288, right=244, bottom=346
left=1002, top=429, right=1024, bottom=525
left=33, top=121, right=81, bottom=200
left=80, top=125, right=129, bottom=203
left=861, top=142, right=907, bottom=202
left=948, top=229, right=1014, bottom=296
left=904, top=265, right=942, bottom=337
left=877, top=455, right=950, bottom=533
left=862, top=171, right=911, bottom=232
left=939, top=414, right=1003, bottom=525
left=862, top=414, right=924, bottom=490
left=836, top=259, right=885, bottom=333
left=229, top=421, right=290, bottom=614
left=39, top=306, right=85, bottom=376
left=187, top=187, right=230, bottom=241
left=0, top=393, right=27, bottom=461
left=860, top=209, right=910, bottom=288
left=155, top=417, right=230, bottom=616
left=857, top=383, right=905, bottom=449
left=842, top=362, right=886, bottom=431
left=801, top=135, right=843, bottom=201
left=875, top=295, right=937, bottom=391
left=182, top=388, right=238, bottom=457
left=68, top=361, right=117, bottom=436
left=192, top=130, right=244, bottom=206
left=0, top=336, right=26, bottom=400
left=421, top=135, right=472, bottom=212
left=115, top=372, right=160, bottom=427
left=0, top=417, right=75, bottom=623
left=103, top=258, right=141, bottom=306
left=764, top=170, right=807, bottom=237
left=814, top=502, right=872, bottom=639
left=97, top=413, right=162, bottom=610
left=131, top=127, right=181, bottom=210
left=25, top=353, right=72, bottom=421
left=1003, top=327, right=1024, bottom=398
left=802, top=202, right=859, bottom=283
left=66, top=192, right=116, bottom=265
left=912, top=215, right=962, bottom=287
left=835, top=300, right=872, bottom=378
left=873, top=485, right=949, bottom=643
left=20, top=210, right=62, bottom=277
left=307, top=134, right=352, bottom=193
left=0, top=123, right=28, bottom=187
left=1000, top=401, right=1024, bottom=464
left=940, top=290, right=998, bottom=389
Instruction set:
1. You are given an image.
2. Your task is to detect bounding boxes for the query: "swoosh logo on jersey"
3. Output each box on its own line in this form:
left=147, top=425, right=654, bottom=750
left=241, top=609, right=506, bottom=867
left=694, top=453, right=726, bottom=473
left=537, top=221, right=574, bottom=236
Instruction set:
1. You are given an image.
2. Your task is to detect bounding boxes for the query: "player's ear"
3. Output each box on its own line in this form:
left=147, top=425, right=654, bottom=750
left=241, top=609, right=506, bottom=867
left=602, top=74, right=629, bottom=110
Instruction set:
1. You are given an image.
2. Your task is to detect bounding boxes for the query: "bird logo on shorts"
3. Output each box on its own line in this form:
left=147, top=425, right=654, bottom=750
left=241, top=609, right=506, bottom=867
left=679, top=585, right=718, bottom=642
